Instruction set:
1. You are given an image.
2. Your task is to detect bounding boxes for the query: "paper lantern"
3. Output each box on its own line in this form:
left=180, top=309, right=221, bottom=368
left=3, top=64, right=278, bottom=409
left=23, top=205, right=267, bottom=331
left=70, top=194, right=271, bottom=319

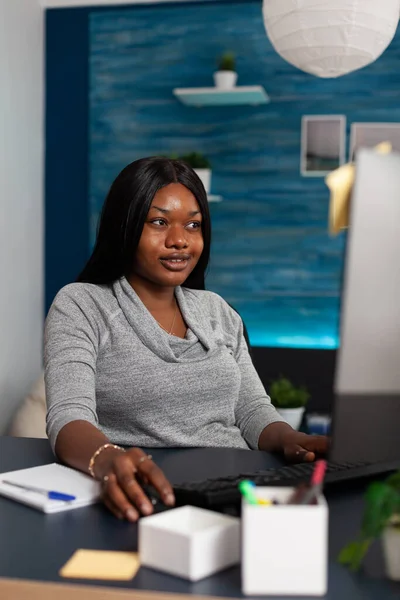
left=263, top=0, right=400, bottom=78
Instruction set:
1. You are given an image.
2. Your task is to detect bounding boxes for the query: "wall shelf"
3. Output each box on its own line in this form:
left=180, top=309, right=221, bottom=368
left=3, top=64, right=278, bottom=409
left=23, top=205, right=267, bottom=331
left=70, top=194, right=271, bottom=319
left=173, top=86, right=270, bottom=107
left=208, top=194, right=223, bottom=203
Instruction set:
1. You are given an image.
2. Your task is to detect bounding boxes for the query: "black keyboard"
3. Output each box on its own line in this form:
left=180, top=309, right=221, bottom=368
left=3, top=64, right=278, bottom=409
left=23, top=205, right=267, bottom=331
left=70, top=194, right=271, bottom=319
left=173, top=460, right=390, bottom=511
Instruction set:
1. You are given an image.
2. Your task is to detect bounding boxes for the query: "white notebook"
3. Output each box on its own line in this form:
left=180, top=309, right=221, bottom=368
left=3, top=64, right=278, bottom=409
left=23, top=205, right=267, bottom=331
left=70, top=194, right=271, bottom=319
left=0, top=463, right=101, bottom=513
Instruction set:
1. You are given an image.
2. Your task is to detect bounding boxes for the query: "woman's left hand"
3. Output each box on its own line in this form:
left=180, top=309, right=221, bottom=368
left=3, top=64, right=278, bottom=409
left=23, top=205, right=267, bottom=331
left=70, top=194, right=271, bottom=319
left=280, top=430, right=329, bottom=462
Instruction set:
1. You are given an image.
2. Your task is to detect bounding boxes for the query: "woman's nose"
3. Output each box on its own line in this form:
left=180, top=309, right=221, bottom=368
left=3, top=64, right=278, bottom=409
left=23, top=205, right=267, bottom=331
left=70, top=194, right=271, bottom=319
left=165, top=226, right=188, bottom=248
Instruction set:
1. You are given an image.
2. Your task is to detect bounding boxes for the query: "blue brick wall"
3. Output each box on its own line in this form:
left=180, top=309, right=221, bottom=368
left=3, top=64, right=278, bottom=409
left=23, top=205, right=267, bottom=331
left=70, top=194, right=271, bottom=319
left=89, top=0, right=400, bottom=348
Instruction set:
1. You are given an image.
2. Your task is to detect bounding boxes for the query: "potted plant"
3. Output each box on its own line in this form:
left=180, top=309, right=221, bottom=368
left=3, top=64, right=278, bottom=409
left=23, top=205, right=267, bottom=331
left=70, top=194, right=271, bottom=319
left=339, top=471, right=400, bottom=580
left=213, top=52, right=237, bottom=89
left=179, top=152, right=212, bottom=194
left=269, top=377, right=310, bottom=430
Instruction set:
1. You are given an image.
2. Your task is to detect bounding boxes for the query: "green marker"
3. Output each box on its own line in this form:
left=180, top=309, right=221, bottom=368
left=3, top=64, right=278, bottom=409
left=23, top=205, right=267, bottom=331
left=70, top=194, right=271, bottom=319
left=238, top=480, right=259, bottom=505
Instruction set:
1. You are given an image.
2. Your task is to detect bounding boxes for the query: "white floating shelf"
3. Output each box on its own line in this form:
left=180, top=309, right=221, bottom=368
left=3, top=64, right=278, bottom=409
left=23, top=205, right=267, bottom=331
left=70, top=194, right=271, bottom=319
left=173, top=86, right=270, bottom=107
left=207, top=194, right=223, bottom=203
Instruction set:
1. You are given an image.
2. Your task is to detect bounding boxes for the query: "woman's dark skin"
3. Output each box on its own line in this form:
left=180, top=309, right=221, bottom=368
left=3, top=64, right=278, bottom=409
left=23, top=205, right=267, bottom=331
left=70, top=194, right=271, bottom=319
left=55, top=182, right=328, bottom=521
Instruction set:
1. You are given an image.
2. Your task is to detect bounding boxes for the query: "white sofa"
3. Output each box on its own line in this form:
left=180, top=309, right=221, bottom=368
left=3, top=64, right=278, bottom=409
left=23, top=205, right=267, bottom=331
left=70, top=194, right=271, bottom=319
left=8, top=373, right=46, bottom=438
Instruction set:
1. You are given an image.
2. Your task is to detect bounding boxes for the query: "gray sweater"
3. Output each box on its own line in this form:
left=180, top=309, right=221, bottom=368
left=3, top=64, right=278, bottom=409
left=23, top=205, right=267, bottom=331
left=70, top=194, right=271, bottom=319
left=45, top=277, right=284, bottom=452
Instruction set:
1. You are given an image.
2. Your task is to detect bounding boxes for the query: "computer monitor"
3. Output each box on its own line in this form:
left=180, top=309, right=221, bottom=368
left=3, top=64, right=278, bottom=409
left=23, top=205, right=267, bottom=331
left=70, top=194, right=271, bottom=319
left=330, top=148, right=400, bottom=467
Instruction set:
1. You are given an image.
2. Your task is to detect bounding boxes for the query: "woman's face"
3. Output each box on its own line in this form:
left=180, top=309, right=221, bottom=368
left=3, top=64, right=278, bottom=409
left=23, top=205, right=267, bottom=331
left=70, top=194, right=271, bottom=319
left=132, top=183, right=204, bottom=288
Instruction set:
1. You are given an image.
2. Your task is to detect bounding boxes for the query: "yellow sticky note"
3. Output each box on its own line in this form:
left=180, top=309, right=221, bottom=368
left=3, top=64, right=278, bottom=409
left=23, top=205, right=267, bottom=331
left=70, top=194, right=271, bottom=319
left=60, top=549, right=140, bottom=581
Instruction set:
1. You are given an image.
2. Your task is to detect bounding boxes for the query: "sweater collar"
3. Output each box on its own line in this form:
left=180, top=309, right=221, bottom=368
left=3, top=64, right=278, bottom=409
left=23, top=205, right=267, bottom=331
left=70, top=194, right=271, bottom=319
left=113, top=277, right=215, bottom=363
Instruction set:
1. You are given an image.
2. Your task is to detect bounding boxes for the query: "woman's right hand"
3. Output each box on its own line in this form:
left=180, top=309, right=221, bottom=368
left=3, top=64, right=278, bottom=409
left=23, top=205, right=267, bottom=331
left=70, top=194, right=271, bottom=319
left=95, top=447, right=175, bottom=521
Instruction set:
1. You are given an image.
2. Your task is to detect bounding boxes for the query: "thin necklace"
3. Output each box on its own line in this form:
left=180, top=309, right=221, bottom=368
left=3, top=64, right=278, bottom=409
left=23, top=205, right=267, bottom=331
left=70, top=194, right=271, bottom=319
left=157, top=301, right=178, bottom=335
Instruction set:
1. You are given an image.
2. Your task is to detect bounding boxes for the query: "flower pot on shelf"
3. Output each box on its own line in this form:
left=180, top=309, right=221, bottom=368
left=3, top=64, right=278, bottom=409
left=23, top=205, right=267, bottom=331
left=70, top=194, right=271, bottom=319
left=213, top=70, right=238, bottom=89
left=382, top=522, right=400, bottom=581
left=194, top=168, right=211, bottom=194
left=175, top=153, right=211, bottom=192
left=269, top=377, right=309, bottom=431
left=214, top=52, right=237, bottom=89
left=276, top=407, right=305, bottom=431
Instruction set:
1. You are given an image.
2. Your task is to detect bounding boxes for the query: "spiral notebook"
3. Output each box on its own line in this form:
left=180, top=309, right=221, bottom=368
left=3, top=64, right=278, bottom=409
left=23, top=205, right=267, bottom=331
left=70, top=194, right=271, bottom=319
left=0, top=463, right=101, bottom=513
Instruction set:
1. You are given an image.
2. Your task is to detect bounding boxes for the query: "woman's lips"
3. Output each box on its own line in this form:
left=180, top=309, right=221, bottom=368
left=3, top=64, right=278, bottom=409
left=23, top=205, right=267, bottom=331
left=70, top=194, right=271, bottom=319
left=159, top=257, right=190, bottom=272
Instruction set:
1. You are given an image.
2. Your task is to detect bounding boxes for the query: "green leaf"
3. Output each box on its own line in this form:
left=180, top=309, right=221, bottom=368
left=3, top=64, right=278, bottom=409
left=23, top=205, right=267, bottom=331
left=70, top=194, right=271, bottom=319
left=179, top=152, right=211, bottom=169
left=386, top=471, right=400, bottom=492
left=269, top=376, right=310, bottom=408
left=218, top=52, right=235, bottom=71
left=338, top=539, right=372, bottom=571
left=361, top=482, right=400, bottom=538
left=339, top=470, right=400, bottom=572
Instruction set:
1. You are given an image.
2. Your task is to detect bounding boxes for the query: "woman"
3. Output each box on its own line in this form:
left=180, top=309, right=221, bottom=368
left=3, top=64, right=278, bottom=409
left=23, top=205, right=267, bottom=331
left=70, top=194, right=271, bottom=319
left=45, top=157, right=327, bottom=522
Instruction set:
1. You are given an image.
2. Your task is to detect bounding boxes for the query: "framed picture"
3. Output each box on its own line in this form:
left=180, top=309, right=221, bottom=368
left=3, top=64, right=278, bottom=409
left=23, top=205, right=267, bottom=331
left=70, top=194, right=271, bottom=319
left=301, top=115, right=346, bottom=177
left=349, top=122, right=400, bottom=161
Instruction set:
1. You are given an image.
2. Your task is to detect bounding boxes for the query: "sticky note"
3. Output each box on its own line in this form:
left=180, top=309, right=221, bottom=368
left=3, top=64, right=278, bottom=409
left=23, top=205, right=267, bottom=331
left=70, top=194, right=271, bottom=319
left=60, top=549, right=140, bottom=580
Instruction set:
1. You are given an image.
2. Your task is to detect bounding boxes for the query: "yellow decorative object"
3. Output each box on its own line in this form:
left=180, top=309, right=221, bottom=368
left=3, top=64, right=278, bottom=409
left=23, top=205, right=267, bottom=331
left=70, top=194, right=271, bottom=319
left=326, top=164, right=354, bottom=236
left=374, top=141, right=393, bottom=155
left=326, top=142, right=392, bottom=236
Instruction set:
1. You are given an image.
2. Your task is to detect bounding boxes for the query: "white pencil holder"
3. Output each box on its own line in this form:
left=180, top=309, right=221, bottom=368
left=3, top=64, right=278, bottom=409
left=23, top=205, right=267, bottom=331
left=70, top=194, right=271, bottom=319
left=241, top=486, right=328, bottom=596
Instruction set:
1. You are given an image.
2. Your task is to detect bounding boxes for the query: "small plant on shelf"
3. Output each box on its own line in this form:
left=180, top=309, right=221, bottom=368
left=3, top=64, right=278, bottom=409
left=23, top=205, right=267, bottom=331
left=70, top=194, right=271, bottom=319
left=339, top=472, right=400, bottom=579
left=269, top=377, right=310, bottom=409
left=269, top=376, right=310, bottom=430
left=217, top=51, right=236, bottom=72
left=214, top=52, right=237, bottom=89
left=178, top=152, right=211, bottom=169
left=165, top=152, right=211, bottom=193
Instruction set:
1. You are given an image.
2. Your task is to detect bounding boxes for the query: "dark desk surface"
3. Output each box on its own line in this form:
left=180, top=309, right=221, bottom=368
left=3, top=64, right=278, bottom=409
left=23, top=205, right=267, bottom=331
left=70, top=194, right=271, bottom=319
left=0, top=437, right=399, bottom=600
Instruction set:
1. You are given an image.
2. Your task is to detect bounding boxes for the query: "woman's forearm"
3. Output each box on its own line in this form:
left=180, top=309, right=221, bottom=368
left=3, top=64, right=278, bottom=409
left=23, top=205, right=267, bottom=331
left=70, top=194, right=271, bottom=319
left=55, top=420, right=125, bottom=479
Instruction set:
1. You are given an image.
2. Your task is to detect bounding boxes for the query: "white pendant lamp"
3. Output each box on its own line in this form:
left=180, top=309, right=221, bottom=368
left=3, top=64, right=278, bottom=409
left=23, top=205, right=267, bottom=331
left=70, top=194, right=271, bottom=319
left=263, top=0, right=400, bottom=78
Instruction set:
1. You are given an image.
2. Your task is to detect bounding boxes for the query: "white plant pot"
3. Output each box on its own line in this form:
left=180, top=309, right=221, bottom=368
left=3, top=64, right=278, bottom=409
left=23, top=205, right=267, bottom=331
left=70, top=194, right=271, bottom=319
left=382, top=524, right=400, bottom=581
left=194, top=168, right=211, bottom=194
left=276, top=407, right=305, bottom=431
left=213, top=70, right=238, bottom=89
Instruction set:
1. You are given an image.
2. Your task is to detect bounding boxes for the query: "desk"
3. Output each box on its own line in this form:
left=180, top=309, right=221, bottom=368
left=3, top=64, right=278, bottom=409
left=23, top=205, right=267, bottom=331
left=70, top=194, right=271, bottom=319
left=0, top=437, right=399, bottom=600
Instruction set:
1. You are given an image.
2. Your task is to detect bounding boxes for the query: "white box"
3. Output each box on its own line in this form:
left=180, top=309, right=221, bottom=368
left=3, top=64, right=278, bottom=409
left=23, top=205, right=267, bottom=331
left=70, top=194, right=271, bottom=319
left=242, top=487, right=328, bottom=596
left=139, top=505, right=240, bottom=582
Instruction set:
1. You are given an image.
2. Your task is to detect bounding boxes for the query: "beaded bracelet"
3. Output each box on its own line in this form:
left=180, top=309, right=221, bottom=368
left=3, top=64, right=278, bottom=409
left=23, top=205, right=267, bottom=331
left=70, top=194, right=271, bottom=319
left=88, top=443, right=125, bottom=479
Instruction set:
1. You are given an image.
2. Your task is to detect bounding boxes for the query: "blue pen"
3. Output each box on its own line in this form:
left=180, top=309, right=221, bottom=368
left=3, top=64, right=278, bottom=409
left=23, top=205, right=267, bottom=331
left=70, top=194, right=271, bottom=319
left=2, top=480, right=76, bottom=502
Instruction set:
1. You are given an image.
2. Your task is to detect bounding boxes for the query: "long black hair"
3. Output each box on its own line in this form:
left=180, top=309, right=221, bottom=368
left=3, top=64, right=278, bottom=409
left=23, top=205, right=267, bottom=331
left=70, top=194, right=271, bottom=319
left=77, top=157, right=211, bottom=289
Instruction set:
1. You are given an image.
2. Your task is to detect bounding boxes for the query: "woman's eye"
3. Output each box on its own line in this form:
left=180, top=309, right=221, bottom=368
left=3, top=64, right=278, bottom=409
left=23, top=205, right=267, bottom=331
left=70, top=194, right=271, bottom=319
left=187, top=221, right=201, bottom=230
left=151, top=219, right=166, bottom=226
